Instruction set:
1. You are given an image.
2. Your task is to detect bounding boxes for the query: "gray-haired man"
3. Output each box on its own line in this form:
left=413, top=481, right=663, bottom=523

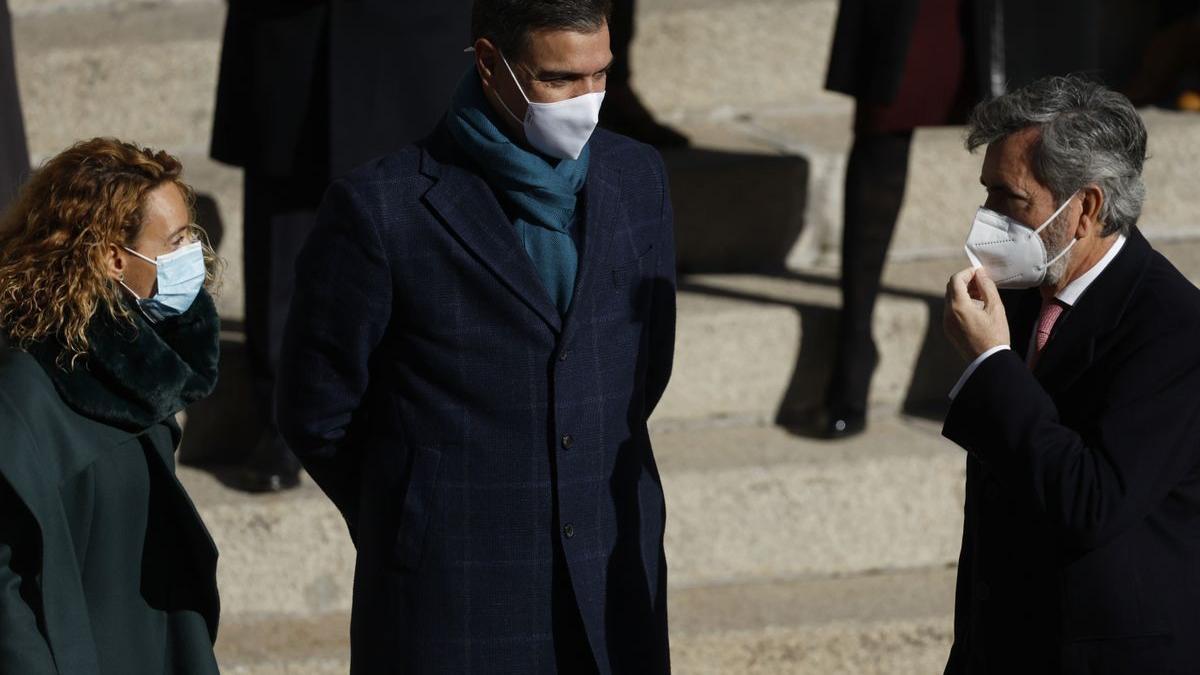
left=941, top=75, right=1200, bottom=673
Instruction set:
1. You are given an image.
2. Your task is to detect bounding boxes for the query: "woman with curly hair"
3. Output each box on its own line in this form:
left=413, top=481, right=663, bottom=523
left=0, top=138, right=222, bottom=674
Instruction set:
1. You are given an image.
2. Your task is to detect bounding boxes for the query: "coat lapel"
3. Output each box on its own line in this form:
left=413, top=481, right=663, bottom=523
left=561, top=156, right=621, bottom=346
left=1033, top=228, right=1152, bottom=394
left=419, top=132, right=563, bottom=333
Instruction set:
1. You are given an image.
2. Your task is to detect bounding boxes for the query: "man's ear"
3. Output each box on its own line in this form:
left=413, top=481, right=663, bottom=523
left=475, top=38, right=499, bottom=90
left=106, top=243, right=127, bottom=283
left=1077, top=184, right=1106, bottom=237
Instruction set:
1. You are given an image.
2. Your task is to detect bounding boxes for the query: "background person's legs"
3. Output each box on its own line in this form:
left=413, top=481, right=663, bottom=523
left=0, top=0, right=29, bottom=213
left=237, top=170, right=322, bottom=492
left=824, top=130, right=914, bottom=437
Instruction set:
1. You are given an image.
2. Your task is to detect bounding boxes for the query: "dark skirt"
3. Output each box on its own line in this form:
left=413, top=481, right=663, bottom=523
left=855, top=0, right=971, bottom=134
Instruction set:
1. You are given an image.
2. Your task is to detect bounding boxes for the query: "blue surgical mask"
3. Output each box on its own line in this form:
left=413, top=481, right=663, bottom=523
left=120, top=241, right=206, bottom=323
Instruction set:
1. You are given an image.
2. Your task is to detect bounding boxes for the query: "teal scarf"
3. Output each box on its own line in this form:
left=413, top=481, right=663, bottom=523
left=446, top=69, right=589, bottom=315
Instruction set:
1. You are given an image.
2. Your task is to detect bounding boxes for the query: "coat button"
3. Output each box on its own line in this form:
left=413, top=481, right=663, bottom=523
left=563, top=523, right=575, bottom=539
left=558, top=350, right=569, bottom=362
left=561, top=434, right=574, bottom=450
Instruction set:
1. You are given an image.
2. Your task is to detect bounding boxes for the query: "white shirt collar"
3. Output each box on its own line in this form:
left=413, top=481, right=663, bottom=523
left=1055, top=234, right=1127, bottom=307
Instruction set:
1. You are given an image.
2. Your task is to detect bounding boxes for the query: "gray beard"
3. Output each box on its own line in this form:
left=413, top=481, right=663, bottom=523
left=1040, top=210, right=1075, bottom=288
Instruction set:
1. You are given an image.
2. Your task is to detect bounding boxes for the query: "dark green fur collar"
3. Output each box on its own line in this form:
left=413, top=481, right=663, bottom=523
left=27, top=290, right=220, bottom=432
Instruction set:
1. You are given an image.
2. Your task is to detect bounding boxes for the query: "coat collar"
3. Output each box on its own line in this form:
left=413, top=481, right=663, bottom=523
left=26, top=290, right=221, bottom=433
left=1007, top=228, right=1153, bottom=394
left=418, top=123, right=620, bottom=335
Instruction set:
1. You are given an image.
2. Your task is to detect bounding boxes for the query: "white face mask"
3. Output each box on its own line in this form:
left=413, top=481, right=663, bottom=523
left=964, top=192, right=1079, bottom=289
left=496, top=52, right=605, bottom=160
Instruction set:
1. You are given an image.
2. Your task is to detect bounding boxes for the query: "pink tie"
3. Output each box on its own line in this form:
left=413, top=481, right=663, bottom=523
left=1031, top=300, right=1065, bottom=368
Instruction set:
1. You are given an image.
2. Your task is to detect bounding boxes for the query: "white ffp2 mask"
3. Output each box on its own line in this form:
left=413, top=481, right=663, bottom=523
left=496, top=53, right=605, bottom=161
left=964, top=193, right=1079, bottom=289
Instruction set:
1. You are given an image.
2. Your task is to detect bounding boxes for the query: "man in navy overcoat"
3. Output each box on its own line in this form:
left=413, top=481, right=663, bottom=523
left=277, top=1, right=676, bottom=672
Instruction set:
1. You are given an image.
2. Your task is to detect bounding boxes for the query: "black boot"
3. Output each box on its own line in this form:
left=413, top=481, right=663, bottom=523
left=230, top=427, right=301, bottom=493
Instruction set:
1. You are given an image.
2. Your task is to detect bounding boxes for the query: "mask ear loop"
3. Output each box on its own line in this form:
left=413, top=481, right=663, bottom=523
left=492, top=52, right=533, bottom=126
left=1033, top=191, right=1080, bottom=235
left=1034, top=191, right=1081, bottom=272
left=123, top=246, right=159, bottom=266
left=118, top=246, right=162, bottom=301
left=118, top=279, right=144, bottom=300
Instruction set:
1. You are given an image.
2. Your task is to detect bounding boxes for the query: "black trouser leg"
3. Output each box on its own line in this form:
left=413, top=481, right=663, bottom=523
left=0, top=6, right=29, bottom=213
left=609, top=0, right=635, bottom=87
left=826, top=130, right=914, bottom=416
left=242, top=171, right=321, bottom=453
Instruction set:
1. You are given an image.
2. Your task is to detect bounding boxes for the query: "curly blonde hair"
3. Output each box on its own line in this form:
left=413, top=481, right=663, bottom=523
left=0, top=138, right=220, bottom=364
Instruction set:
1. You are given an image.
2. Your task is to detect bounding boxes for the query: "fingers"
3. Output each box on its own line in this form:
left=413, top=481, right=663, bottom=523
left=947, top=268, right=974, bottom=305
left=973, top=267, right=1003, bottom=311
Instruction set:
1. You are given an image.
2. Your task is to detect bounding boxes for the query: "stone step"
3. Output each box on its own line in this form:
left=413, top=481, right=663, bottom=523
left=212, top=567, right=956, bottom=675
left=179, top=417, right=965, bottom=617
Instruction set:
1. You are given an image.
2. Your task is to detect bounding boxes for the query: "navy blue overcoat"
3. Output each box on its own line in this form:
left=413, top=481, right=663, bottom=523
left=278, top=123, right=676, bottom=674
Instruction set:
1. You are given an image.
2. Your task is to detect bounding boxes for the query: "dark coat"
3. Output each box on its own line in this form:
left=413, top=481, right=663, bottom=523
left=943, top=228, right=1200, bottom=674
left=277, top=124, right=676, bottom=674
left=825, top=0, right=1104, bottom=105
left=210, top=0, right=472, bottom=179
left=0, top=293, right=222, bottom=675
left=0, top=0, right=29, bottom=210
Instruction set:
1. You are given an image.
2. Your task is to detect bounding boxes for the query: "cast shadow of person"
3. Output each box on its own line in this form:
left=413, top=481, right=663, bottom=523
left=677, top=272, right=959, bottom=434
left=660, top=143, right=960, bottom=434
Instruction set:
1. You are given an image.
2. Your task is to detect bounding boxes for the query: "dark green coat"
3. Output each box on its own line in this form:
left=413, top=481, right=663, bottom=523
left=0, top=292, right=221, bottom=674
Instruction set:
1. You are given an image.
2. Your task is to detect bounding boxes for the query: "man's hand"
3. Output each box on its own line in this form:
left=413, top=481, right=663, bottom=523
left=943, top=267, right=1011, bottom=362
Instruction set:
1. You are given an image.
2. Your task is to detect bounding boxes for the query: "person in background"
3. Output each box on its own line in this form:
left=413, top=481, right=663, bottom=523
left=943, top=76, right=1200, bottom=673
left=0, top=138, right=222, bottom=674
left=0, top=0, right=29, bottom=212
left=210, top=0, right=473, bottom=491
left=600, top=0, right=689, bottom=148
left=276, top=0, right=676, bottom=671
left=821, top=0, right=1102, bottom=437
left=1120, top=0, right=1200, bottom=110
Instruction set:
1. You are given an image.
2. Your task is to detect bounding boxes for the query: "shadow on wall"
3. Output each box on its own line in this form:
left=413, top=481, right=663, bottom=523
left=663, top=146, right=809, bottom=274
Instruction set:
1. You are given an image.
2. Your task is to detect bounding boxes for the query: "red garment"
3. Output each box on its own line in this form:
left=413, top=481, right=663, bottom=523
left=856, top=0, right=969, bottom=133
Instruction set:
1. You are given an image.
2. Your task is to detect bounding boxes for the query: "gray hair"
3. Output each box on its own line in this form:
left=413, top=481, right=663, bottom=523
left=966, top=75, right=1148, bottom=237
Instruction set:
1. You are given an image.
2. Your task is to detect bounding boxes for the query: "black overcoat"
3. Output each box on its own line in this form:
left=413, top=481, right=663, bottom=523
left=277, top=124, right=677, bottom=673
left=0, top=353, right=221, bottom=674
left=943, top=228, right=1200, bottom=673
left=210, top=0, right=472, bottom=179
left=825, top=0, right=1105, bottom=104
